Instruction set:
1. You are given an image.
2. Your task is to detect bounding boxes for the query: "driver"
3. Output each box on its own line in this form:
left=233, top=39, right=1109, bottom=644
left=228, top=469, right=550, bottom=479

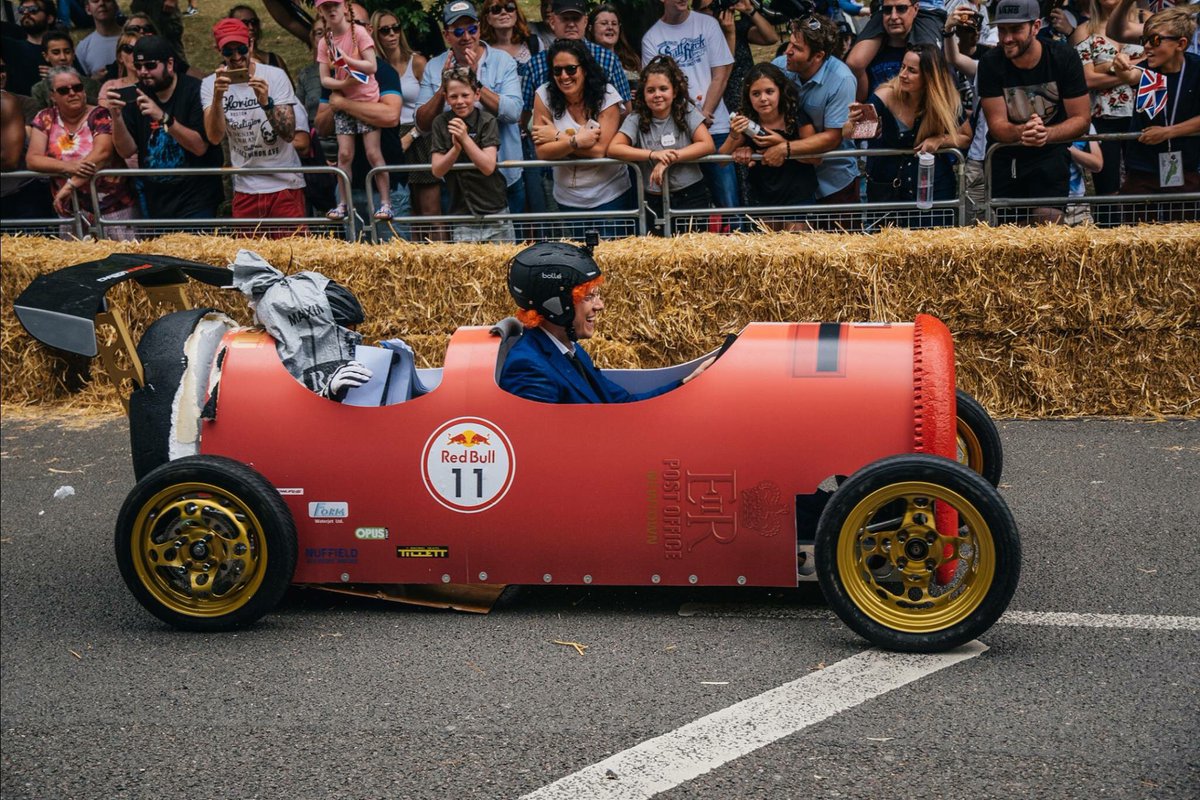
left=499, top=241, right=711, bottom=403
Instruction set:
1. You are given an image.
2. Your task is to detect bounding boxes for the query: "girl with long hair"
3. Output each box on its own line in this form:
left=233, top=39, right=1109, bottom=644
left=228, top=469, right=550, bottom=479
left=531, top=39, right=631, bottom=238
left=608, top=55, right=714, bottom=232
left=843, top=43, right=970, bottom=223
left=315, top=0, right=389, bottom=221
left=720, top=62, right=818, bottom=228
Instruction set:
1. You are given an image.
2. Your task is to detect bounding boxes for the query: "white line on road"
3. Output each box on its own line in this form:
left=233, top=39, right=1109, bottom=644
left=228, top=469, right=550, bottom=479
left=677, top=604, right=1200, bottom=631
left=520, top=642, right=986, bottom=800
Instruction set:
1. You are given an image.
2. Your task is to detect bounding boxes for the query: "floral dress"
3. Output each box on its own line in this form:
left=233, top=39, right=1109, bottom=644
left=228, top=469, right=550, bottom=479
left=31, top=105, right=134, bottom=214
left=1077, top=35, right=1143, bottom=119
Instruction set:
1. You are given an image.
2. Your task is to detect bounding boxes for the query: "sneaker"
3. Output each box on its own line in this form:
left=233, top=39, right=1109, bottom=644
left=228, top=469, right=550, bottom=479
left=373, top=204, right=393, bottom=221
left=326, top=203, right=347, bottom=221
left=184, top=6, right=197, bottom=14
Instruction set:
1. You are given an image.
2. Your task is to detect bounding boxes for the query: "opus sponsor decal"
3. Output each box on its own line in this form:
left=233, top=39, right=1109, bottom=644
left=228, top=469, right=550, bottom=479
left=355, top=527, right=388, bottom=540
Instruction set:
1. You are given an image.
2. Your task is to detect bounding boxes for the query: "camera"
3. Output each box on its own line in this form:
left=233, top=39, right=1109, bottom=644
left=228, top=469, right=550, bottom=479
left=755, top=0, right=819, bottom=24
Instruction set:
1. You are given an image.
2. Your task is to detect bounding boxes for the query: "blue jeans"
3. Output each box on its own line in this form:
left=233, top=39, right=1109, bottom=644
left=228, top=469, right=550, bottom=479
left=704, top=132, right=739, bottom=210
left=559, top=189, right=635, bottom=241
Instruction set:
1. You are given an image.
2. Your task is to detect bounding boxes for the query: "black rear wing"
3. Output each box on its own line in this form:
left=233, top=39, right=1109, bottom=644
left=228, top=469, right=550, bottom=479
left=14, top=254, right=234, bottom=412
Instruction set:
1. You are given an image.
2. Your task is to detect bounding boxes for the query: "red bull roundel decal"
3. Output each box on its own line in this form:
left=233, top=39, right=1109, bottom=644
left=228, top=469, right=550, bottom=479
left=421, top=417, right=515, bottom=513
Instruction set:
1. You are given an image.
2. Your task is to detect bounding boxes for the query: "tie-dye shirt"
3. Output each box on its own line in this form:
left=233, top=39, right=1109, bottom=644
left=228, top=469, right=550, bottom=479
left=32, top=105, right=133, bottom=214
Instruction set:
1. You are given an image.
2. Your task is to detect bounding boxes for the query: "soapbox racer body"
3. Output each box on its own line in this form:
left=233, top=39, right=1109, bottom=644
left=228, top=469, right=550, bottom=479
left=14, top=254, right=1018, bottom=653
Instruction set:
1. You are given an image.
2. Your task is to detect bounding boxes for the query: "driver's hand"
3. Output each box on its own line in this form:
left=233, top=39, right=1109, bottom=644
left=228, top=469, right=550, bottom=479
left=682, top=355, right=716, bottom=385
left=323, top=361, right=373, bottom=400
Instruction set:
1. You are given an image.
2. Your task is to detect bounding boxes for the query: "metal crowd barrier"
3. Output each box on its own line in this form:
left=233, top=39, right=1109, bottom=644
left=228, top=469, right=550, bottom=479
left=364, top=157, right=647, bottom=244
left=983, top=133, right=1200, bottom=226
left=0, top=170, right=86, bottom=239
left=86, top=165, right=356, bottom=240
left=661, top=148, right=968, bottom=235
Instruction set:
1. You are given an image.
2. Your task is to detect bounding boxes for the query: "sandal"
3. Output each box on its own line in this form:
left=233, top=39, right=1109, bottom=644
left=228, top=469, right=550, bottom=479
left=326, top=203, right=347, bottom=221
left=373, top=204, right=393, bottom=221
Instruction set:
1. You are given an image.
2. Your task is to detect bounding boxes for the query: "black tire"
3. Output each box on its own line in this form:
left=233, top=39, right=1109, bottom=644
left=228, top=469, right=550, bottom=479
left=815, top=454, right=1020, bottom=653
left=956, top=389, right=1003, bottom=487
left=115, top=456, right=297, bottom=631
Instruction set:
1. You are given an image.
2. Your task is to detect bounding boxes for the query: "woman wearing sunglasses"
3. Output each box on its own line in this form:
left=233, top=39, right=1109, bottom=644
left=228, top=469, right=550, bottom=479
left=532, top=38, right=631, bottom=239
left=26, top=66, right=137, bottom=238
left=481, top=0, right=553, bottom=225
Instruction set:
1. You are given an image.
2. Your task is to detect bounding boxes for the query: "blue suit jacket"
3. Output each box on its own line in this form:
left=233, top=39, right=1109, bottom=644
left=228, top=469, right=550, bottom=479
left=499, top=327, right=680, bottom=404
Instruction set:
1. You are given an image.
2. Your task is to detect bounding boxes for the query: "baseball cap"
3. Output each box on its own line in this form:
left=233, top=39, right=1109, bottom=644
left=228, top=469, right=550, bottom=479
left=314, top=0, right=344, bottom=6
left=992, top=0, right=1040, bottom=24
left=212, top=17, right=250, bottom=49
left=551, top=0, right=587, bottom=15
left=132, top=35, right=175, bottom=64
left=442, top=0, right=479, bottom=25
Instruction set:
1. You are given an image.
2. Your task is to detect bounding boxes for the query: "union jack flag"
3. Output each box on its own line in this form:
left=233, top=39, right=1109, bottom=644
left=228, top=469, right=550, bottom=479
left=1145, top=0, right=1174, bottom=13
left=330, top=42, right=369, bottom=84
left=1136, top=67, right=1169, bottom=118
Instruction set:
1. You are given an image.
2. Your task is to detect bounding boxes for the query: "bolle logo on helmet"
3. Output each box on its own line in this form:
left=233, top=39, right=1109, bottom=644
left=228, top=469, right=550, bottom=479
left=540, top=272, right=563, bottom=280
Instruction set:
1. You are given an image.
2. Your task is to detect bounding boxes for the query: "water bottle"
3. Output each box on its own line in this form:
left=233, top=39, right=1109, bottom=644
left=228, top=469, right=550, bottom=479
left=916, top=153, right=935, bottom=211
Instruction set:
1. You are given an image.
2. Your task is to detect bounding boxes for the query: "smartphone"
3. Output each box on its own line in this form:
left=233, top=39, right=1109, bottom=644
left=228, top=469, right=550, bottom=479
left=225, top=67, right=249, bottom=84
left=851, top=103, right=880, bottom=140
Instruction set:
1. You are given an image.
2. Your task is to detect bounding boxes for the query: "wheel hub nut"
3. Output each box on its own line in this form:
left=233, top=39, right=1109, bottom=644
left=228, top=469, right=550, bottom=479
left=904, top=539, right=930, bottom=560
left=190, top=542, right=209, bottom=560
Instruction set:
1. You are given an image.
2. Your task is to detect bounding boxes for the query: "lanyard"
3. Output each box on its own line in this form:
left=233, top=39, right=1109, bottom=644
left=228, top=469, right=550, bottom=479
left=1163, top=57, right=1186, bottom=153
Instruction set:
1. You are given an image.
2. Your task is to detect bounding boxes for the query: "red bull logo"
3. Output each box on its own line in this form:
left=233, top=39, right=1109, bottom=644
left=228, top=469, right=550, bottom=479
left=447, top=429, right=491, bottom=447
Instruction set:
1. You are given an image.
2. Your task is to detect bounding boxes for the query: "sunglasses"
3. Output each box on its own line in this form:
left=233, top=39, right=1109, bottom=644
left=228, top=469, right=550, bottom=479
left=449, top=24, right=479, bottom=37
left=1140, top=33, right=1183, bottom=47
left=240, top=17, right=261, bottom=28
left=487, top=3, right=516, bottom=13
left=54, top=83, right=85, bottom=96
left=552, top=63, right=580, bottom=76
left=881, top=4, right=911, bottom=14
left=377, top=23, right=403, bottom=35
left=221, top=43, right=250, bottom=57
left=791, top=15, right=822, bottom=32
left=125, top=24, right=156, bottom=33
left=17, top=4, right=42, bottom=14
left=133, top=59, right=161, bottom=71
left=119, top=43, right=136, bottom=54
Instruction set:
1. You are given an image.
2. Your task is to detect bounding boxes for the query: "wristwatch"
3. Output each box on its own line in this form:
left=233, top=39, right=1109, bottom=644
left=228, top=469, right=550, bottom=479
left=160, top=111, right=174, bottom=129
left=1107, top=63, right=1117, bottom=75
left=262, top=96, right=275, bottom=112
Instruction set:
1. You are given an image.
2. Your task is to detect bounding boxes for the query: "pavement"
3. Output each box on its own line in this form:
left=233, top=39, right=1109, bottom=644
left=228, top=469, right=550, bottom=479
left=1, top=416, right=1197, bottom=799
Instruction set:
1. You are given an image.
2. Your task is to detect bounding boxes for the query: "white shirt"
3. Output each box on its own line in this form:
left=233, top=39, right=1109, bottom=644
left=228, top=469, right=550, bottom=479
left=75, top=31, right=121, bottom=76
left=534, top=83, right=630, bottom=208
left=201, top=63, right=304, bottom=194
left=641, top=12, right=735, bottom=134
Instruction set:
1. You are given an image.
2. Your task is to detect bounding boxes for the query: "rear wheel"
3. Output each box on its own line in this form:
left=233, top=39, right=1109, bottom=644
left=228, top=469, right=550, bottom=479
left=115, top=456, right=297, bottom=631
left=815, top=454, right=1020, bottom=652
left=956, top=389, right=1003, bottom=487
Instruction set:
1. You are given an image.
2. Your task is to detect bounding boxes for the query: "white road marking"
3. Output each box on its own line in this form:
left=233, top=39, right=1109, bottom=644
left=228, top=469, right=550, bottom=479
left=520, top=642, right=986, bottom=800
left=677, top=604, right=1200, bottom=631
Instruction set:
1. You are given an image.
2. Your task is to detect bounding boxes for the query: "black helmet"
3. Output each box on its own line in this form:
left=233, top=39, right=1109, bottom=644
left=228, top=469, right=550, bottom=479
left=325, top=280, right=365, bottom=327
left=507, top=242, right=601, bottom=336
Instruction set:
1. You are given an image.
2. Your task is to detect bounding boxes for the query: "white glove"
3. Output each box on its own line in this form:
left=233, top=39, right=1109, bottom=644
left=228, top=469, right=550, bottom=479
left=323, top=360, right=373, bottom=400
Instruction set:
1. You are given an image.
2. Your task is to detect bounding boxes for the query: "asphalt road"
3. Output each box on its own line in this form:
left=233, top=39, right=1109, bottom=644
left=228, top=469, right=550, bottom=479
left=1, top=416, right=1197, bottom=800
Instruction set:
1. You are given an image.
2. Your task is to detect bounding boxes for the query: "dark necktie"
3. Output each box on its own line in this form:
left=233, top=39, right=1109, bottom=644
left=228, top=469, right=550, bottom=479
left=567, top=350, right=606, bottom=402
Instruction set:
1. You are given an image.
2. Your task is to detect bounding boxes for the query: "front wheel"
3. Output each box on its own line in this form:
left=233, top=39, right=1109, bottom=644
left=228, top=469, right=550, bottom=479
left=115, top=456, right=297, bottom=631
left=956, top=389, right=1003, bottom=487
left=815, top=454, right=1020, bottom=653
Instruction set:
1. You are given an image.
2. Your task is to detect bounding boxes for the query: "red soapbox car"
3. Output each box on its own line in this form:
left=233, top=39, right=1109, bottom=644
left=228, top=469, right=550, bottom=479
left=14, top=254, right=1018, bottom=653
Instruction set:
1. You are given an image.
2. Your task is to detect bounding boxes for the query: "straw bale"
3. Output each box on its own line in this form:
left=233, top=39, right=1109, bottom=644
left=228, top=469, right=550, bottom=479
left=2, top=225, right=1198, bottom=418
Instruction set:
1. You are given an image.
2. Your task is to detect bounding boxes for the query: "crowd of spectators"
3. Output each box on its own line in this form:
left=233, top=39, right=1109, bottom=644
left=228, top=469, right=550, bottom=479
left=1, top=0, right=1197, bottom=240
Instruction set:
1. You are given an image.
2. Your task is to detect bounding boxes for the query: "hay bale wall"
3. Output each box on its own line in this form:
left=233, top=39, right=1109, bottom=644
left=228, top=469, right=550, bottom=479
left=2, top=225, right=1198, bottom=417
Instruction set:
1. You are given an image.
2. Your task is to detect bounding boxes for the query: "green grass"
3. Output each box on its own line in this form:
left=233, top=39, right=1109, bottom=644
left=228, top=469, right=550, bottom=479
left=179, top=0, right=312, bottom=74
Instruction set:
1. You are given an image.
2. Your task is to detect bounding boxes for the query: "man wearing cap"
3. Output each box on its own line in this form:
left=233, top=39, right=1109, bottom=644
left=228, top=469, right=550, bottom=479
left=521, top=0, right=631, bottom=114
left=108, top=35, right=224, bottom=223
left=977, top=0, right=1090, bottom=223
left=202, top=18, right=308, bottom=234
left=415, top=0, right=524, bottom=215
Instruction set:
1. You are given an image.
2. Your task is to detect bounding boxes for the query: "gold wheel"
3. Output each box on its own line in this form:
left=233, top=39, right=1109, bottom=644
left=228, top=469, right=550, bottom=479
left=834, top=480, right=996, bottom=634
left=956, top=418, right=984, bottom=475
left=117, top=456, right=296, bottom=630
left=129, top=482, right=269, bottom=619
